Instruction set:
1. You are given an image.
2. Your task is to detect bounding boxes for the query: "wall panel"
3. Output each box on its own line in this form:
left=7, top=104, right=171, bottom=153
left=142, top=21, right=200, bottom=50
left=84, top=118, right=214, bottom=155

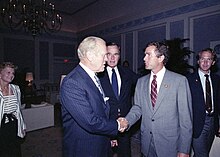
left=39, top=41, right=49, bottom=80
left=4, top=38, right=35, bottom=72
left=137, top=26, right=166, bottom=68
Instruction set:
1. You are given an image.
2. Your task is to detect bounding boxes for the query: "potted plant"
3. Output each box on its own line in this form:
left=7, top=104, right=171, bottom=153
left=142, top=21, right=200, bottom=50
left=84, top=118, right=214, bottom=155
left=165, top=38, right=194, bottom=75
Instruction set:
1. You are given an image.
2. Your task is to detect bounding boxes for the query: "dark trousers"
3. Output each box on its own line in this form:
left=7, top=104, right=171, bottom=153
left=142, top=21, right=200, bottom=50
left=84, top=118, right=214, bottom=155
left=109, top=131, right=131, bottom=157
left=192, top=115, right=215, bottom=157
left=0, top=139, right=22, bottom=157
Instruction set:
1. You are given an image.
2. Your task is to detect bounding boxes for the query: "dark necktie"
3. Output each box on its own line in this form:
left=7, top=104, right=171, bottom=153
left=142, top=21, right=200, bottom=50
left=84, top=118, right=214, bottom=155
left=94, top=75, right=105, bottom=98
left=151, top=75, right=157, bottom=108
left=205, top=74, right=212, bottom=113
left=112, top=69, right=118, bottom=98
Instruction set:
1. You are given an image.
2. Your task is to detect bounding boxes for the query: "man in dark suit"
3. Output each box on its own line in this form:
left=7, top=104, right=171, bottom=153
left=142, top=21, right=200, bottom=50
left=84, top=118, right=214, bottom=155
left=186, top=48, right=220, bottom=157
left=99, top=42, right=139, bottom=157
left=123, top=41, right=192, bottom=157
left=60, top=36, right=127, bottom=157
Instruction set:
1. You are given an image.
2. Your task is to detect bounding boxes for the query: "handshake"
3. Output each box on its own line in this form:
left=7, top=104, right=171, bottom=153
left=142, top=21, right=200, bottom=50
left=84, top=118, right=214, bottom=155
left=117, top=117, right=129, bottom=132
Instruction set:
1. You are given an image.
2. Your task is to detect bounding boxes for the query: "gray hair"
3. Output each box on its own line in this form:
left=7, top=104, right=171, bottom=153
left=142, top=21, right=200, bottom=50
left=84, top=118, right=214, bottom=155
left=77, top=36, right=104, bottom=59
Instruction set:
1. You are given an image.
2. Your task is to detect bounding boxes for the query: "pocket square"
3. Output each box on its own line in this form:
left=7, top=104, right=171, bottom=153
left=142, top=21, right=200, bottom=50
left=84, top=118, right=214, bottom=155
left=104, top=97, right=109, bottom=103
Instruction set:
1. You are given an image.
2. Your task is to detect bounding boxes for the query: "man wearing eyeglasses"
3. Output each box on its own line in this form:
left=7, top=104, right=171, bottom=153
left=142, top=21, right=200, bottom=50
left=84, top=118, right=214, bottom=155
left=186, top=48, right=220, bottom=157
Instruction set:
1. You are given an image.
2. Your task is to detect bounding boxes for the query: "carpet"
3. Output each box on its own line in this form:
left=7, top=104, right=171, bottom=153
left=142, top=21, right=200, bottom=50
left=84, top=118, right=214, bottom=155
left=21, top=126, right=63, bottom=157
left=20, top=126, right=141, bottom=157
left=20, top=103, right=141, bottom=157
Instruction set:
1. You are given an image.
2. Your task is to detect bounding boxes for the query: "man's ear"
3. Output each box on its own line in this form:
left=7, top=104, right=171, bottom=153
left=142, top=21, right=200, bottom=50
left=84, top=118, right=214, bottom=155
left=159, top=55, right=165, bottom=63
left=86, top=51, right=94, bottom=62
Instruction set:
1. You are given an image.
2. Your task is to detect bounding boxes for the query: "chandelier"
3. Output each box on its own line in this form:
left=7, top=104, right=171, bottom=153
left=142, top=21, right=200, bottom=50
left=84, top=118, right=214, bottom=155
left=1, top=0, right=62, bottom=37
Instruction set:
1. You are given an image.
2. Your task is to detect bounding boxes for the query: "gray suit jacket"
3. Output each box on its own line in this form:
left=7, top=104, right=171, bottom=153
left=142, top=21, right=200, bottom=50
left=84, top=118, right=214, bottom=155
left=126, top=69, right=192, bottom=157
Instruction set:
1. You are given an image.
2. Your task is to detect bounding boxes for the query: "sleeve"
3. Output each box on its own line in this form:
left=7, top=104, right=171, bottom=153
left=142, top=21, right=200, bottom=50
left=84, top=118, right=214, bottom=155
left=125, top=79, right=142, bottom=128
left=14, top=84, right=26, bottom=138
left=177, top=77, right=193, bottom=154
left=60, top=77, right=118, bottom=136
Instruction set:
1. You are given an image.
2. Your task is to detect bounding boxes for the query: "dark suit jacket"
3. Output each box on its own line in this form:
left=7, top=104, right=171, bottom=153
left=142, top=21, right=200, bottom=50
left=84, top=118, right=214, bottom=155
left=186, top=71, right=220, bottom=138
left=99, top=66, right=139, bottom=120
left=60, top=65, right=118, bottom=157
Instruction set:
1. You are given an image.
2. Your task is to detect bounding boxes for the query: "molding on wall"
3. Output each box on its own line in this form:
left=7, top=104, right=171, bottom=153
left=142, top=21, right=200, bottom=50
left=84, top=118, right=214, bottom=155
left=80, top=1, right=220, bottom=37
left=189, top=9, right=220, bottom=64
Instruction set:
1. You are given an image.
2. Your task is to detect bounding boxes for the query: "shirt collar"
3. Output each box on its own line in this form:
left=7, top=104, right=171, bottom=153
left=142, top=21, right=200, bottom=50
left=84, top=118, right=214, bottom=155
left=79, top=62, right=96, bottom=78
left=107, top=66, right=118, bottom=73
left=198, top=69, right=210, bottom=78
left=151, top=66, right=166, bottom=78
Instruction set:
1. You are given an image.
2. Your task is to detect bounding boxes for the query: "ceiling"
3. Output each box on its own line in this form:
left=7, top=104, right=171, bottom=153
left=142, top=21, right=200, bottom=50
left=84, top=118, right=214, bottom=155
left=0, top=0, right=199, bottom=33
left=51, top=0, right=99, bottom=16
left=0, top=0, right=100, bottom=32
left=51, top=0, right=151, bottom=32
left=50, top=0, right=143, bottom=32
left=49, top=0, right=198, bottom=33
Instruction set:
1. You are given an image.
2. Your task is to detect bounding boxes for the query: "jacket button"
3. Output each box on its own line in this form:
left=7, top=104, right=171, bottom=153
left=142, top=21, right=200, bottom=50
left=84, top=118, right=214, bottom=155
left=152, top=119, right=154, bottom=121
left=150, top=131, right=152, bottom=134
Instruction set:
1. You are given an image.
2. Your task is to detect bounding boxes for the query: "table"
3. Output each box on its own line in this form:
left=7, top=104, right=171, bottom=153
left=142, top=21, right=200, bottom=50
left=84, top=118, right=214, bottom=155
left=21, top=103, right=54, bottom=132
left=210, top=137, right=220, bottom=157
left=190, top=137, right=220, bottom=157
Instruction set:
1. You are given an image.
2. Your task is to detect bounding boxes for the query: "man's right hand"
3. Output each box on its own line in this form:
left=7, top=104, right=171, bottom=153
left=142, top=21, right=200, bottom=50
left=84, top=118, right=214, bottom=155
left=117, top=117, right=128, bottom=132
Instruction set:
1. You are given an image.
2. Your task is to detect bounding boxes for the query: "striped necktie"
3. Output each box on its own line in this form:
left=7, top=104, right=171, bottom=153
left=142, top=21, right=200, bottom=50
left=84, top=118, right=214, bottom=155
left=151, top=75, right=157, bottom=108
left=94, top=75, right=105, bottom=98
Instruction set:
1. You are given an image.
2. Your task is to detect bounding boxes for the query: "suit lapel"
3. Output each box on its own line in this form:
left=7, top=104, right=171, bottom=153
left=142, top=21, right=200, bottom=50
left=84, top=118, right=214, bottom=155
left=101, top=67, right=126, bottom=100
left=118, top=67, right=128, bottom=99
left=193, top=72, right=205, bottom=105
left=152, top=71, right=170, bottom=113
left=143, top=75, right=153, bottom=113
left=210, top=74, right=219, bottom=112
left=99, top=70, right=115, bottom=97
left=78, top=66, right=107, bottom=110
left=211, top=74, right=218, bottom=100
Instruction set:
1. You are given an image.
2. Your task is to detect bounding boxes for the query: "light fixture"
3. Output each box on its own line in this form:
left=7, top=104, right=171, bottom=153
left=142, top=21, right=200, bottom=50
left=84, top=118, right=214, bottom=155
left=25, top=72, right=33, bottom=86
left=1, top=0, right=62, bottom=37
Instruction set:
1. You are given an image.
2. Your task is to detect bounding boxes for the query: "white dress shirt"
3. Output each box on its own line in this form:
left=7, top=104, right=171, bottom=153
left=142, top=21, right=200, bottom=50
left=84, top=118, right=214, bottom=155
left=149, top=66, right=166, bottom=93
left=107, top=66, right=121, bottom=95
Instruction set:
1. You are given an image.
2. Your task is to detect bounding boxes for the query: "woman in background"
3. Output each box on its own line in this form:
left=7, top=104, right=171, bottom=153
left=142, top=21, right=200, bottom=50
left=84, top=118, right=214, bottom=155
left=0, top=62, right=26, bottom=157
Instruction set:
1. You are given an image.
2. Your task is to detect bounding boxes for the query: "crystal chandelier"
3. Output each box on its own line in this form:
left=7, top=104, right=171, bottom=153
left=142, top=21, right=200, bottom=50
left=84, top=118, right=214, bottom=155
left=1, top=0, right=62, bottom=37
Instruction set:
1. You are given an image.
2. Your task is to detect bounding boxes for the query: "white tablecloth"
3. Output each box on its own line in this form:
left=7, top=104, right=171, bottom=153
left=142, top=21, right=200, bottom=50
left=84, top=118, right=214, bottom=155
left=210, top=137, right=220, bottom=157
left=21, top=104, right=54, bottom=132
left=190, top=137, right=220, bottom=157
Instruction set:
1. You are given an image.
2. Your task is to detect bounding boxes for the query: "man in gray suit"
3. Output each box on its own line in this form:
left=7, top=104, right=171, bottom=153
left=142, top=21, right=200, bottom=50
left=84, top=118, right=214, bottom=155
left=122, top=41, right=193, bottom=157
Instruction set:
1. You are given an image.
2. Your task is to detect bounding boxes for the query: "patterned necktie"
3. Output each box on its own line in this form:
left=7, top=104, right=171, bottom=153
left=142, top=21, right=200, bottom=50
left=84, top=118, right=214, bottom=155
left=151, top=75, right=157, bottom=108
left=205, top=74, right=212, bottom=113
left=94, top=75, right=105, bottom=98
left=112, top=68, right=118, bottom=98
